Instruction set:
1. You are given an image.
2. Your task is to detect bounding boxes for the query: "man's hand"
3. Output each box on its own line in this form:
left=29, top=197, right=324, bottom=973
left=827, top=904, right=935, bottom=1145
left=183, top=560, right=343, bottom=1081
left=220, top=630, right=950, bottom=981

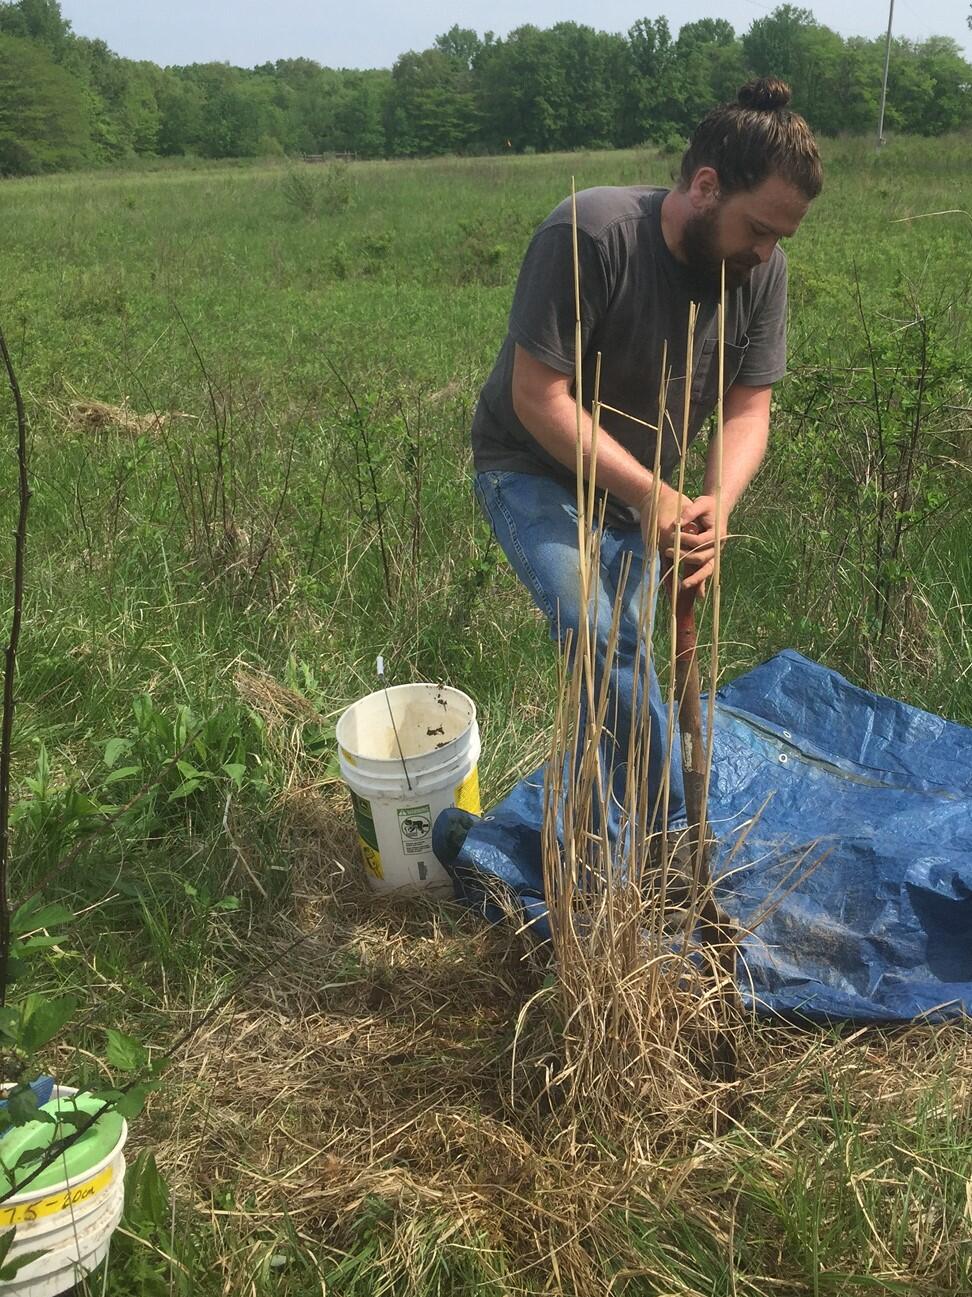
left=639, top=482, right=686, bottom=557
left=673, top=493, right=730, bottom=591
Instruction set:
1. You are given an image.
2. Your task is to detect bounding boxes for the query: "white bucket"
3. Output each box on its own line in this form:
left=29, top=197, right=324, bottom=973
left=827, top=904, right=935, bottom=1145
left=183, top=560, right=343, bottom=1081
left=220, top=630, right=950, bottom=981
left=0, top=1087, right=127, bottom=1297
left=336, top=682, right=481, bottom=892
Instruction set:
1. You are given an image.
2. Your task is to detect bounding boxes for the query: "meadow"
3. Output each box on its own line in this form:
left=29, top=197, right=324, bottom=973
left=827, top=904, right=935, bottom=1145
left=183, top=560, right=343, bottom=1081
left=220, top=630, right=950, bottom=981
left=0, top=136, right=969, bottom=1294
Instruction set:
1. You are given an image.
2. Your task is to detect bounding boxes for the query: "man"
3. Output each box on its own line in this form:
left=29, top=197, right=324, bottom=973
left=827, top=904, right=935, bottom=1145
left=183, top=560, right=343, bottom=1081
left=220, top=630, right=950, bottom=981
left=471, top=78, right=822, bottom=844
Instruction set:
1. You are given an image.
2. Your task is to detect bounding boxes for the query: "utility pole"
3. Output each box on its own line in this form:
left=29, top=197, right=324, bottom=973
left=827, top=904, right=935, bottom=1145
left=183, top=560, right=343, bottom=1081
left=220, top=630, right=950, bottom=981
left=876, top=0, right=895, bottom=147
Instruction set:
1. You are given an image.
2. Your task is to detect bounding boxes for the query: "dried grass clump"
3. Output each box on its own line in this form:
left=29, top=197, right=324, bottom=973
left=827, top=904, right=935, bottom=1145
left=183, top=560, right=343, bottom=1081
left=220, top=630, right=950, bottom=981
left=234, top=667, right=323, bottom=728
left=49, top=383, right=192, bottom=437
left=234, top=667, right=343, bottom=797
left=512, top=523, right=746, bottom=1158
left=66, top=398, right=165, bottom=436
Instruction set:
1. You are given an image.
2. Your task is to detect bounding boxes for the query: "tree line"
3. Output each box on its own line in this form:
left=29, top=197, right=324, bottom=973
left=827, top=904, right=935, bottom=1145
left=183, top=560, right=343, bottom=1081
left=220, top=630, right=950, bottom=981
left=1, top=0, right=970, bottom=176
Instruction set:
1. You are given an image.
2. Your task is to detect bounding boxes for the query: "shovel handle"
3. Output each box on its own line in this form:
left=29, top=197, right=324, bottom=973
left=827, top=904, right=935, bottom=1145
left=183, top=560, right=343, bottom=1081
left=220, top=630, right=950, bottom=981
left=665, top=574, right=721, bottom=925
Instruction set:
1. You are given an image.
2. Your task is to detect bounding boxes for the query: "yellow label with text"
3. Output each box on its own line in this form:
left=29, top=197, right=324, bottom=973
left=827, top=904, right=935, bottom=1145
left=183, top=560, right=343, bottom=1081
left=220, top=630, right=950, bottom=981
left=0, top=1163, right=114, bottom=1227
left=454, top=766, right=481, bottom=815
left=359, top=839, right=383, bottom=880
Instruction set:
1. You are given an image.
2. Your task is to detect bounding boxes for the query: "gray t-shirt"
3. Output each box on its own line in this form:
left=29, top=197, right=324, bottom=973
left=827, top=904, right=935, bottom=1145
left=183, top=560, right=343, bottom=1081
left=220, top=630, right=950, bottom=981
left=472, top=185, right=788, bottom=522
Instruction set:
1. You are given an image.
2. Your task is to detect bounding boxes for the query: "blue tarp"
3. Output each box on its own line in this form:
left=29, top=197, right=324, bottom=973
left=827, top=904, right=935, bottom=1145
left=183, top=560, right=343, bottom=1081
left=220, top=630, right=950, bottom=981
left=433, top=651, right=972, bottom=1024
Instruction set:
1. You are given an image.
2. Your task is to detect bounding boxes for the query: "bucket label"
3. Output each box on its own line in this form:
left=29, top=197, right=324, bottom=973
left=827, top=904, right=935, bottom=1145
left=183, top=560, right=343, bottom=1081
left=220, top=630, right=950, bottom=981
left=455, top=765, right=481, bottom=815
left=350, top=790, right=383, bottom=880
left=350, top=790, right=379, bottom=852
left=398, top=803, right=432, bottom=855
left=0, top=1163, right=114, bottom=1226
left=359, top=840, right=383, bottom=880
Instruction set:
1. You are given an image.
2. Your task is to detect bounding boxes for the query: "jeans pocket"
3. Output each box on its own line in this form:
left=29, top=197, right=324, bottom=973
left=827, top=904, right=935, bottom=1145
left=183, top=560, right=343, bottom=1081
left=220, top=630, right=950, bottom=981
left=473, top=471, right=503, bottom=529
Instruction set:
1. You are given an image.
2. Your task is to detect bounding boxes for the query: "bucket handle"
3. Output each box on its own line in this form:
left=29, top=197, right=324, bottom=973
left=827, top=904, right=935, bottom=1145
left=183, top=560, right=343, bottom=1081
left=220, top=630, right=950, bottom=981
left=377, top=657, right=413, bottom=792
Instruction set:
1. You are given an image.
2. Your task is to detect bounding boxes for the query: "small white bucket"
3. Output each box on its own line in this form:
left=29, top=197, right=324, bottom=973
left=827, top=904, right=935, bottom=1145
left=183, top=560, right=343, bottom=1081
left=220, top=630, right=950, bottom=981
left=336, top=682, right=481, bottom=892
left=0, top=1088, right=127, bottom=1297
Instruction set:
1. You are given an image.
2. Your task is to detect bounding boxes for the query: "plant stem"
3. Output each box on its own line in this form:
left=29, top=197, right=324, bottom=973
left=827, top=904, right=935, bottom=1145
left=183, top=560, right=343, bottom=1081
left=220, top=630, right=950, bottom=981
left=0, top=329, right=31, bottom=1011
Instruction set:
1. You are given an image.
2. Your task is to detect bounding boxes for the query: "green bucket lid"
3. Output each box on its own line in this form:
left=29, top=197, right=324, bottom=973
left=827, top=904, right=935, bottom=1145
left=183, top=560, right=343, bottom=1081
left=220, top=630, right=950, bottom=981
left=0, top=1092, right=124, bottom=1196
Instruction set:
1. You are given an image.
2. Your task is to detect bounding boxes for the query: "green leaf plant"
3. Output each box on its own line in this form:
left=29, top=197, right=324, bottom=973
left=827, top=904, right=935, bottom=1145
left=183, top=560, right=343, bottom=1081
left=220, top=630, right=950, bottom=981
left=0, top=328, right=163, bottom=1253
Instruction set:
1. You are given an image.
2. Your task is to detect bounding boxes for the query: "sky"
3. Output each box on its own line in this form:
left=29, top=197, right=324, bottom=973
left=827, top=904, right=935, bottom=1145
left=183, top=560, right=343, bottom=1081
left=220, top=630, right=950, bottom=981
left=57, top=0, right=971, bottom=69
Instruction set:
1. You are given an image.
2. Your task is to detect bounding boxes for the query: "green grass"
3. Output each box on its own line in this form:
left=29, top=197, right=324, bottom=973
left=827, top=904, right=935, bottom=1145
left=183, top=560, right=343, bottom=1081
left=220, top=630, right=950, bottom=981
left=0, top=137, right=969, bottom=1294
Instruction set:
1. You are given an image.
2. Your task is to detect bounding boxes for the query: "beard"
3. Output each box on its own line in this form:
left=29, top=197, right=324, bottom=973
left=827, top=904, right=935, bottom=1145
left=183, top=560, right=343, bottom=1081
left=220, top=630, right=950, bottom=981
left=680, top=207, right=759, bottom=291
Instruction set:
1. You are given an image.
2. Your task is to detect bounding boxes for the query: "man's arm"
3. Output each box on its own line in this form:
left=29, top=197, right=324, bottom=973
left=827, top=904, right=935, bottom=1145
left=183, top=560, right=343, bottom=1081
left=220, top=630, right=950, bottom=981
left=511, top=343, right=686, bottom=541
left=677, top=382, right=772, bottom=590
left=702, top=382, right=771, bottom=509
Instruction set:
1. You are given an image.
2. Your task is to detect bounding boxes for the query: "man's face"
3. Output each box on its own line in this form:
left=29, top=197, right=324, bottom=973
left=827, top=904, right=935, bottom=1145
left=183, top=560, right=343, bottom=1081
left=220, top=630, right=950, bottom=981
left=682, top=172, right=810, bottom=290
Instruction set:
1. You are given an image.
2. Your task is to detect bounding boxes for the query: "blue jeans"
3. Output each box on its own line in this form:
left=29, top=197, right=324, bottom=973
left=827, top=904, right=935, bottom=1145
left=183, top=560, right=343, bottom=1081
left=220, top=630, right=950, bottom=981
left=475, top=469, right=687, bottom=837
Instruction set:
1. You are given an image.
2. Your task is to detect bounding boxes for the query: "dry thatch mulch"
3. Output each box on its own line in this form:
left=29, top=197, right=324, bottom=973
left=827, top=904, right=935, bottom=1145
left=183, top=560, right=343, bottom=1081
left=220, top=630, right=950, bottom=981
left=126, top=780, right=972, bottom=1295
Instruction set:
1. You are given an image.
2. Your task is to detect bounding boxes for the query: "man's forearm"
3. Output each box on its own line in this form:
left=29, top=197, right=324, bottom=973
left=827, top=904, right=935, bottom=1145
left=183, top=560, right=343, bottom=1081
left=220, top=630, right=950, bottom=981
left=703, top=400, right=771, bottom=511
left=514, top=385, right=665, bottom=511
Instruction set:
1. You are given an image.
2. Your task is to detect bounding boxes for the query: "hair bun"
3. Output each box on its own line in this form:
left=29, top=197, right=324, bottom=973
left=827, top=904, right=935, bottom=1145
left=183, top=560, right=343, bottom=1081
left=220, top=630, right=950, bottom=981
left=737, top=77, right=792, bottom=112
